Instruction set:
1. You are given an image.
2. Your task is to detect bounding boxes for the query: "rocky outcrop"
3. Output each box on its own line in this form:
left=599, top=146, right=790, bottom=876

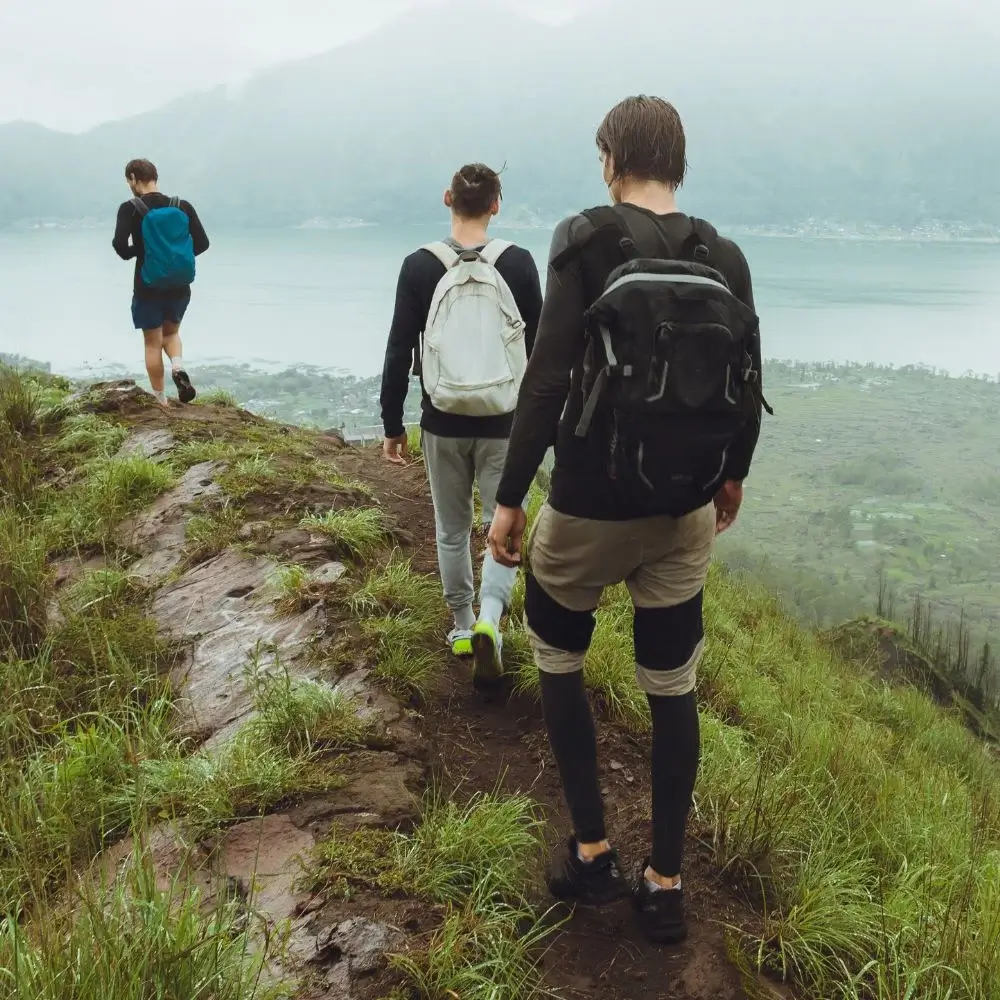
left=91, top=420, right=427, bottom=996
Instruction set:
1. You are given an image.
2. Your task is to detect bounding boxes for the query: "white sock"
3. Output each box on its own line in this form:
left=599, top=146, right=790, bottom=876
left=479, top=595, right=505, bottom=629
left=171, top=357, right=183, bottom=372
left=154, top=390, right=167, bottom=405
left=646, top=874, right=682, bottom=893
left=454, top=605, right=476, bottom=632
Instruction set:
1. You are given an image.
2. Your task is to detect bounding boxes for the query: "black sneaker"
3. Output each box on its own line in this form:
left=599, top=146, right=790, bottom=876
left=634, top=862, right=688, bottom=944
left=547, top=838, right=631, bottom=907
left=172, top=369, right=197, bottom=404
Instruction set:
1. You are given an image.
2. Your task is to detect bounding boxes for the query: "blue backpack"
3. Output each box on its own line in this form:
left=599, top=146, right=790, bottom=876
left=132, top=196, right=196, bottom=289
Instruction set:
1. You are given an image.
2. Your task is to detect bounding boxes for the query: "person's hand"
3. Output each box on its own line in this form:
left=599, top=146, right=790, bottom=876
left=383, top=434, right=409, bottom=465
left=488, top=504, right=528, bottom=568
left=713, top=480, right=743, bottom=534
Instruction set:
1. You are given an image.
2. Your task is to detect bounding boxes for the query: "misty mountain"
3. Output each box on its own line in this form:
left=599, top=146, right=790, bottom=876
left=2, top=0, right=998, bottom=231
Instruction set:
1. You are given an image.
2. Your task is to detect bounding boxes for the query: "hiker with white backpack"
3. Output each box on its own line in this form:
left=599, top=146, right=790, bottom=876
left=380, top=163, right=543, bottom=688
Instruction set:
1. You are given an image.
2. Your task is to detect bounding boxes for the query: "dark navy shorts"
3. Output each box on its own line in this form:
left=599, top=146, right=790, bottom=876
left=131, top=288, right=191, bottom=331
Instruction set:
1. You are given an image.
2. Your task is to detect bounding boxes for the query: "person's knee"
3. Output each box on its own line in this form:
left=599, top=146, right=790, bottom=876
left=633, top=592, right=705, bottom=697
left=525, top=573, right=596, bottom=654
left=435, top=526, right=471, bottom=551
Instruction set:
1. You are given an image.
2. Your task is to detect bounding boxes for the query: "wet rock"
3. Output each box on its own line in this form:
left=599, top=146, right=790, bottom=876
left=311, top=561, right=347, bottom=586
left=96, top=823, right=216, bottom=903
left=289, top=753, right=424, bottom=836
left=129, top=543, right=185, bottom=585
left=116, top=428, right=176, bottom=461
left=119, top=460, right=223, bottom=556
left=319, top=428, right=347, bottom=447
left=213, top=814, right=316, bottom=925
left=154, top=550, right=325, bottom=740
left=317, top=917, right=404, bottom=974
left=71, top=379, right=154, bottom=414
left=266, top=528, right=340, bottom=559
left=239, top=520, right=275, bottom=542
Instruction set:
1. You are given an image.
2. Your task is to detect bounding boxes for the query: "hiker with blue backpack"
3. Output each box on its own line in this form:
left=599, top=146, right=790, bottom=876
left=113, top=158, right=209, bottom=407
left=380, top=163, right=543, bottom=688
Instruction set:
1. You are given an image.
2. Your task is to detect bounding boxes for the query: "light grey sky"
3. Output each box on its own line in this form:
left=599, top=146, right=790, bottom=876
left=0, top=0, right=599, bottom=132
left=3, top=0, right=995, bottom=134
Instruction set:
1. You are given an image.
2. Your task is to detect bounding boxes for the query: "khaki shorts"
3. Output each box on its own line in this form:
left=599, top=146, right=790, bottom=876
left=524, top=502, right=716, bottom=696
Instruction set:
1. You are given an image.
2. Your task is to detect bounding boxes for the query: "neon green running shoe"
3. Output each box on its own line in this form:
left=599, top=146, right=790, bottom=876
left=448, top=628, right=473, bottom=658
left=471, top=620, right=504, bottom=690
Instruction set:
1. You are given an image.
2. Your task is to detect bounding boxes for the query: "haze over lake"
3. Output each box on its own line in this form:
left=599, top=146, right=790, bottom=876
left=3, top=226, right=999, bottom=379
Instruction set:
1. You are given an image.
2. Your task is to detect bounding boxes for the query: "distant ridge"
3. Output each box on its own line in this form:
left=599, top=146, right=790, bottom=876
left=1, top=0, right=997, bottom=231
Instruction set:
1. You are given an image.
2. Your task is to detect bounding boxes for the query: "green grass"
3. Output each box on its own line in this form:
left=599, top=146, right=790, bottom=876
left=0, top=369, right=291, bottom=994
left=300, top=506, right=391, bottom=561
left=45, top=455, right=175, bottom=550
left=0, top=854, right=288, bottom=1000
left=185, top=499, right=245, bottom=563
left=308, top=790, right=558, bottom=1000
left=50, top=412, right=128, bottom=460
left=266, top=563, right=314, bottom=615
left=140, top=659, right=370, bottom=831
left=219, top=451, right=278, bottom=499
left=196, top=387, right=240, bottom=408
left=0, top=506, right=51, bottom=660
left=350, top=554, right=446, bottom=697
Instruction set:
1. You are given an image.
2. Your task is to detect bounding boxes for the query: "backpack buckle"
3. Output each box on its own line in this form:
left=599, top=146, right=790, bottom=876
left=618, top=237, right=638, bottom=259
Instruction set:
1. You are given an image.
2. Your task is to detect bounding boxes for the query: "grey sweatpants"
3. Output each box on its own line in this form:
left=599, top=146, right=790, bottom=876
left=421, top=431, right=517, bottom=618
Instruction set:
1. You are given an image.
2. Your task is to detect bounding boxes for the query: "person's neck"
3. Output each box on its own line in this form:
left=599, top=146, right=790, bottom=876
left=617, top=179, right=678, bottom=216
left=450, top=214, right=491, bottom=247
left=135, top=183, right=159, bottom=197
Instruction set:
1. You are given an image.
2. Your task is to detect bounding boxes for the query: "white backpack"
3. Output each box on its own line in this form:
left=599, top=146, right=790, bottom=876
left=420, top=239, right=527, bottom=417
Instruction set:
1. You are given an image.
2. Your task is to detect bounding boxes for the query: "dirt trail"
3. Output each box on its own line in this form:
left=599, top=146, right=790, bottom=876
left=88, top=385, right=758, bottom=999
left=378, top=454, right=752, bottom=1000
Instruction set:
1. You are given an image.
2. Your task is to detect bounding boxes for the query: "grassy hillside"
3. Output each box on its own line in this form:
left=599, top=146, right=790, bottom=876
left=3, top=364, right=999, bottom=999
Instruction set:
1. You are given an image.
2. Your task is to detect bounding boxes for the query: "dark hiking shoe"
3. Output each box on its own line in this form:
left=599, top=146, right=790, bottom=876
left=634, top=863, right=688, bottom=944
left=548, top=838, right=631, bottom=906
left=172, top=369, right=197, bottom=404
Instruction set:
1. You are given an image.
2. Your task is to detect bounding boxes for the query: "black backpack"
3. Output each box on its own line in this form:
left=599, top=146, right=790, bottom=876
left=569, top=207, right=771, bottom=516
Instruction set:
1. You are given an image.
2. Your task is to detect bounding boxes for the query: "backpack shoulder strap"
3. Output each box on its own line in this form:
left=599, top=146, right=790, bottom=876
left=551, top=206, right=639, bottom=272
left=422, top=241, right=460, bottom=270
left=479, top=238, right=514, bottom=267
left=168, top=195, right=180, bottom=208
left=131, top=197, right=149, bottom=217
left=682, top=216, right=719, bottom=262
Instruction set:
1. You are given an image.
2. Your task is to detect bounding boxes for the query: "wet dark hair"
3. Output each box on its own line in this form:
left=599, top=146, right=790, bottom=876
left=596, top=96, right=687, bottom=189
left=125, top=158, right=158, bottom=184
left=449, top=163, right=503, bottom=218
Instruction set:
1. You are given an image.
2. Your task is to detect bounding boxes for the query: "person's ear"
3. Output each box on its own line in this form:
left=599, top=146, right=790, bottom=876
left=490, top=198, right=500, bottom=217
left=444, top=189, right=454, bottom=209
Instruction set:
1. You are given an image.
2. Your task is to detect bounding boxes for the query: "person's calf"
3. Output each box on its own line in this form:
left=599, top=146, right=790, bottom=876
left=142, top=328, right=168, bottom=406
left=162, top=328, right=196, bottom=403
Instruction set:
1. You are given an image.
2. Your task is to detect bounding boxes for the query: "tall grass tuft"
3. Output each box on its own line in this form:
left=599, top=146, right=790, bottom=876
left=0, top=853, right=287, bottom=1000
left=300, top=507, right=390, bottom=561
left=309, top=789, right=558, bottom=1000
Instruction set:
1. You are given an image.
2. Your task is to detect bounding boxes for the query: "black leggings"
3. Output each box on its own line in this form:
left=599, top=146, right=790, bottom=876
left=539, top=669, right=700, bottom=877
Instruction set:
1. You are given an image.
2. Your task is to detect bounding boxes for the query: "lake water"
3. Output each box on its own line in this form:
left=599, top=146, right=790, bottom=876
left=2, top=226, right=999, bottom=377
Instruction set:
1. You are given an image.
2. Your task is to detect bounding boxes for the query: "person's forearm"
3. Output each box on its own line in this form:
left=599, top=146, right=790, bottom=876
left=496, top=265, right=581, bottom=508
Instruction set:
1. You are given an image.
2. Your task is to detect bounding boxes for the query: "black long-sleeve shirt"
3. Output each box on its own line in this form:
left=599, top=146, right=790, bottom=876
left=379, top=241, right=543, bottom=440
left=112, top=192, right=210, bottom=298
left=495, top=204, right=764, bottom=519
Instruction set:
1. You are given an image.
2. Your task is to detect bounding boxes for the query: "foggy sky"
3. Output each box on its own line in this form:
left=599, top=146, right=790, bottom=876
left=0, top=0, right=600, bottom=132
left=2, top=0, right=995, bottom=134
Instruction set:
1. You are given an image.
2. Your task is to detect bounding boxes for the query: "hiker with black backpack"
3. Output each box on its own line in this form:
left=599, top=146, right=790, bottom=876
left=488, top=97, right=770, bottom=944
left=113, top=158, right=209, bottom=407
left=380, top=163, right=543, bottom=687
